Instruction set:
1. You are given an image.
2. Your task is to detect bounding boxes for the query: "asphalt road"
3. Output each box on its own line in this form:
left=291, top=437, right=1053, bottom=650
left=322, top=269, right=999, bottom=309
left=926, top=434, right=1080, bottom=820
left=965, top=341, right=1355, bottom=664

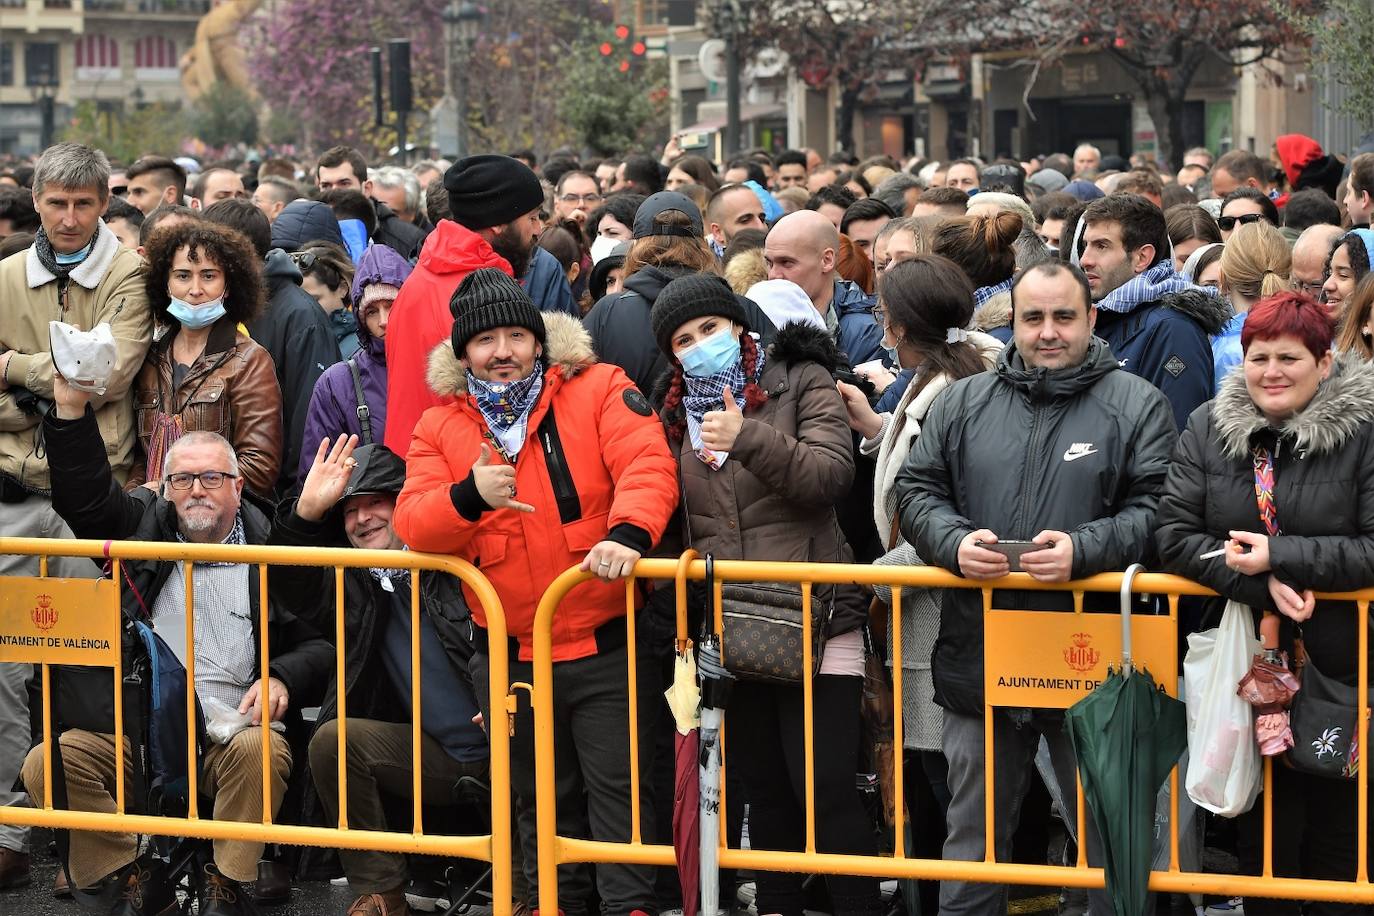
left=0, top=829, right=493, bottom=916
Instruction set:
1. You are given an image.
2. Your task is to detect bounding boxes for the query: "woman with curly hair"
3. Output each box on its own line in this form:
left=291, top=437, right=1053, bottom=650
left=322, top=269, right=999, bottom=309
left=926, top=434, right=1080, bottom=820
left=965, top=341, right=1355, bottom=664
left=649, top=272, right=879, bottom=916
left=130, top=220, right=283, bottom=496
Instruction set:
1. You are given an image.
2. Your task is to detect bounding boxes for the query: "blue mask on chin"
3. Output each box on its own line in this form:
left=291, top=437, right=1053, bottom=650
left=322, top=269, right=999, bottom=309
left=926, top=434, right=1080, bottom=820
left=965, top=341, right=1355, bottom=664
left=167, top=296, right=226, bottom=330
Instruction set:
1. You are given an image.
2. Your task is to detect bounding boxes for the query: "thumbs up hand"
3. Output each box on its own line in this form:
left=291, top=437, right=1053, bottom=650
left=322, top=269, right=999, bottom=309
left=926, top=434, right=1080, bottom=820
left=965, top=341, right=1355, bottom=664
left=700, top=385, right=745, bottom=452
left=473, top=443, right=536, bottom=513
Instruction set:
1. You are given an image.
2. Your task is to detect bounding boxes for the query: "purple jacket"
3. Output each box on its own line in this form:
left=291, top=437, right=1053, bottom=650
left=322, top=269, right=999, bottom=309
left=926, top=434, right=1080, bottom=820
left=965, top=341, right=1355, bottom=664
left=298, top=246, right=412, bottom=480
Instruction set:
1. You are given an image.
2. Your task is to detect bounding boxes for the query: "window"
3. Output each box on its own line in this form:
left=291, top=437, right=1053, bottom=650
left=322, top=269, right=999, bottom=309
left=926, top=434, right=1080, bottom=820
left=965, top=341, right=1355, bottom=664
left=0, top=44, right=12, bottom=86
left=637, top=0, right=669, bottom=28
left=134, top=34, right=177, bottom=80
left=75, top=34, right=121, bottom=81
left=24, top=42, right=60, bottom=87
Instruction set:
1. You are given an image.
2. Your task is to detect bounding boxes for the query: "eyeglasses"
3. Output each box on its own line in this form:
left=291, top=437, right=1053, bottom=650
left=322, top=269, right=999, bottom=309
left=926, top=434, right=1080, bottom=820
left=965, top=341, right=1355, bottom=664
left=1296, top=279, right=1325, bottom=296
left=1217, top=213, right=1265, bottom=232
left=164, top=471, right=238, bottom=490
left=559, top=193, right=603, bottom=205
left=872, top=305, right=888, bottom=325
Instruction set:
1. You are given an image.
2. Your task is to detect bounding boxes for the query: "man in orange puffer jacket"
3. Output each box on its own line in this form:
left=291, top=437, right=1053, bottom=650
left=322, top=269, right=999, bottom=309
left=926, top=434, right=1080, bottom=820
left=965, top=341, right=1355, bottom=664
left=393, top=268, right=677, bottom=916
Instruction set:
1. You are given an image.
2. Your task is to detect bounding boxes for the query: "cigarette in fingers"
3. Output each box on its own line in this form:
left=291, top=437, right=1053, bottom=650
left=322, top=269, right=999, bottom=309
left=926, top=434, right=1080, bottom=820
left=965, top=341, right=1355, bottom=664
left=1199, top=547, right=1226, bottom=560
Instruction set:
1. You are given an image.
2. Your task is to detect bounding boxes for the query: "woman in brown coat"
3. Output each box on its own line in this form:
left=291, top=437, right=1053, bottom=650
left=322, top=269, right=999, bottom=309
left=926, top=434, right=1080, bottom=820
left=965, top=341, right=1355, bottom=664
left=650, top=273, right=880, bottom=916
left=131, top=221, right=283, bottom=497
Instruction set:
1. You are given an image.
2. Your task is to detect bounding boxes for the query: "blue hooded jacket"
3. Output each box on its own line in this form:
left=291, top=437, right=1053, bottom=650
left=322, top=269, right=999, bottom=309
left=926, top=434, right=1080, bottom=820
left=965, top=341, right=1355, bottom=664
left=832, top=279, right=886, bottom=367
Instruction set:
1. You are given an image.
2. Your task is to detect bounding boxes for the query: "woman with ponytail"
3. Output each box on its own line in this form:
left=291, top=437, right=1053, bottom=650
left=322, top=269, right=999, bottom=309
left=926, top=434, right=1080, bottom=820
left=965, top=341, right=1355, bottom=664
left=931, top=211, right=1023, bottom=340
left=836, top=255, right=1002, bottom=865
left=1213, top=220, right=1292, bottom=386
left=650, top=273, right=880, bottom=916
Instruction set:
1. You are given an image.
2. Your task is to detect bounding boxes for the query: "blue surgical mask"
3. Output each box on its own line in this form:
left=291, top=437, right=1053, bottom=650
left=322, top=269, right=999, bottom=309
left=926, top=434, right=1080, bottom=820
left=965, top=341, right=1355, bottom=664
left=167, top=296, right=226, bottom=330
left=54, top=248, right=89, bottom=266
left=884, top=344, right=901, bottom=369
left=678, top=326, right=741, bottom=378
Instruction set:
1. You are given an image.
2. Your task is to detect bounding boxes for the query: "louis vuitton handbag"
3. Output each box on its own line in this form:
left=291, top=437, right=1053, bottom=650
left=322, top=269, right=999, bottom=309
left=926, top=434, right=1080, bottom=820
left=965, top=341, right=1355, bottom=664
left=704, top=552, right=832, bottom=683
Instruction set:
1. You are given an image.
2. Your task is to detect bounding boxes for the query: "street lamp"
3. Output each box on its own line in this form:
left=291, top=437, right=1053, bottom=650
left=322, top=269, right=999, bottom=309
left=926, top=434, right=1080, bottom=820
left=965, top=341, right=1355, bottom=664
left=441, top=0, right=483, bottom=159
left=719, top=0, right=750, bottom=157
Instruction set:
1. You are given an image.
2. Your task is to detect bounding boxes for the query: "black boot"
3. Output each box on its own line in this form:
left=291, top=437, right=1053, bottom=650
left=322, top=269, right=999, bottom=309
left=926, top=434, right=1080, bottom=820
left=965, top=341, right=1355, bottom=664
left=200, top=862, right=254, bottom=916
left=109, top=857, right=178, bottom=916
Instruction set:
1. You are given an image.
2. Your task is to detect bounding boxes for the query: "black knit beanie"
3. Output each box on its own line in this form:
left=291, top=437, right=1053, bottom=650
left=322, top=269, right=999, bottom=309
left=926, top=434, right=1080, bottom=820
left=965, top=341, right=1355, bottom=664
left=443, top=155, right=545, bottom=230
left=450, top=268, right=546, bottom=355
left=650, top=274, right=749, bottom=357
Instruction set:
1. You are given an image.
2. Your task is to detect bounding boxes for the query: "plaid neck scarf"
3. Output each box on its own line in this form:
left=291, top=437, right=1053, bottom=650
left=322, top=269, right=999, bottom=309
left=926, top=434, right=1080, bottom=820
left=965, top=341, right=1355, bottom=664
left=466, top=363, right=544, bottom=459
left=34, top=227, right=97, bottom=280
left=1252, top=445, right=1281, bottom=536
left=368, top=545, right=411, bottom=592
left=681, top=348, right=766, bottom=469
left=973, top=278, right=1013, bottom=308
left=1095, top=260, right=1202, bottom=315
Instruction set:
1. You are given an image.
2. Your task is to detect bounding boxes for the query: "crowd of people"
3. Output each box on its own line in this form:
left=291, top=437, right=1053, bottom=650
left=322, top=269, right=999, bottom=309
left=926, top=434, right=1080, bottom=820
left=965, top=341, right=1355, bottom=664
left=0, top=131, right=1371, bottom=916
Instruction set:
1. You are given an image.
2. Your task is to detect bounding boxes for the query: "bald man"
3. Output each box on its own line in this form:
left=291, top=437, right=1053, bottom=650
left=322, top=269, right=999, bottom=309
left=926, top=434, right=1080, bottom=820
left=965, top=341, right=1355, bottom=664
left=1291, top=223, right=1344, bottom=300
left=763, top=210, right=886, bottom=365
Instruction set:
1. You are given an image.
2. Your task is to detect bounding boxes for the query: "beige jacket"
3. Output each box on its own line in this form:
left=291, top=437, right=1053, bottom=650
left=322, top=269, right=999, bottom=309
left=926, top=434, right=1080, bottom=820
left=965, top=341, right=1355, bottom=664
left=0, top=222, right=151, bottom=491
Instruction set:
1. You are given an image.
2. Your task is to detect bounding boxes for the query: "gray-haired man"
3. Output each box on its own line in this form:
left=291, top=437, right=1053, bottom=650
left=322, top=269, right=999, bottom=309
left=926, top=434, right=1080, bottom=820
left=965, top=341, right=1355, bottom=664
left=21, top=374, right=331, bottom=916
left=0, top=141, right=152, bottom=890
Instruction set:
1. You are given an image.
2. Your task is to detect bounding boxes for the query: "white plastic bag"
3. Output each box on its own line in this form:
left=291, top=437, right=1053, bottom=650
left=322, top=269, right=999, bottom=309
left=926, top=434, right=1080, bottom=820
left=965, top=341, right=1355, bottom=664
left=1184, top=600, right=1262, bottom=816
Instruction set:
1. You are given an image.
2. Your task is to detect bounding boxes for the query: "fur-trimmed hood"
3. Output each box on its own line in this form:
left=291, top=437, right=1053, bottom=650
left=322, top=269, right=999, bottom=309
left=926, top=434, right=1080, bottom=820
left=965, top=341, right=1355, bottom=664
left=974, top=289, right=1012, bottom=332
left=768, top=319, right=847, bottom=375
left=1211, top=353, right=1374, bottom=460
left=1159, top=288, right=1232, bottom=337
left=425, top=310, right=597, bottom=399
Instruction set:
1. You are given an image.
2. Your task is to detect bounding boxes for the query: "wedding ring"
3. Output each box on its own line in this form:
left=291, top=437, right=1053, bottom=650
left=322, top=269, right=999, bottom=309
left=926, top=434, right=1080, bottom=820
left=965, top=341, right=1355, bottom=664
left=508, top=484, right=517, bottom=497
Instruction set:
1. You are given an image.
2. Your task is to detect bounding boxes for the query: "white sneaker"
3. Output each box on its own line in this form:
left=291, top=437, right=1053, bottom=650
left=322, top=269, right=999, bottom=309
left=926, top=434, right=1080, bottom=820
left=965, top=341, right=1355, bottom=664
left=1204, top=898, right=1244, bottom=916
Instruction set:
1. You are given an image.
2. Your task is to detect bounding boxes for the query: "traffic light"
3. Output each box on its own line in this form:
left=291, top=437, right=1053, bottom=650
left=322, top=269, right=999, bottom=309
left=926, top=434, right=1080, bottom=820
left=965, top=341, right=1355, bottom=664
left=600, top=23, right=646, bottom=73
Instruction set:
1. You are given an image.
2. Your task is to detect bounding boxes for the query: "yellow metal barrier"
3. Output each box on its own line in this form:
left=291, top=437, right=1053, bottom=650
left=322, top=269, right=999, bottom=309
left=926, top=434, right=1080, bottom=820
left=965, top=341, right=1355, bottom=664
left=532, top=557, right=1374, bottom=912
left=0, top=536, right=513, bottom=915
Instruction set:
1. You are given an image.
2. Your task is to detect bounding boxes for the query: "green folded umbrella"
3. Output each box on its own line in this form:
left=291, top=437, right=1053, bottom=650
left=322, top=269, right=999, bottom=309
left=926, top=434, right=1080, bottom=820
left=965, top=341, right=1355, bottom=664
left=1065, top=565, right=1188, bottom=916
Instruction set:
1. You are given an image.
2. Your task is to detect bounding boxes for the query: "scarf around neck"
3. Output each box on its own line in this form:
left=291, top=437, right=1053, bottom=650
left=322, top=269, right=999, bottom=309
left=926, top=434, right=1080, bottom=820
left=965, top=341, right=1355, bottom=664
left=34, top=228, right=97, bottom=279
left=681, top=347, right=766, bottom=469
left=467, top=362, right=544, bottom=459
left=1095, top=260, right=1201, bottom=315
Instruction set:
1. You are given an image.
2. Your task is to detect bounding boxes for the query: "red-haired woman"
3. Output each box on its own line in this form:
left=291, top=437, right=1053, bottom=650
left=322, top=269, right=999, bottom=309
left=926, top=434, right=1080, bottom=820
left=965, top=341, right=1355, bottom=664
left=648, top=273, right=880, bottom=916
left=1157, top=291, right=1374, bottom=911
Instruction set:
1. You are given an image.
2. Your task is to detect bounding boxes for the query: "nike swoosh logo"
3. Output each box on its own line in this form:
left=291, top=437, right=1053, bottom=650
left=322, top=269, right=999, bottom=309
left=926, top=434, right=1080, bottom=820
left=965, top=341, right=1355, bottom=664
left=1063, top=447, right=1099, bottom=462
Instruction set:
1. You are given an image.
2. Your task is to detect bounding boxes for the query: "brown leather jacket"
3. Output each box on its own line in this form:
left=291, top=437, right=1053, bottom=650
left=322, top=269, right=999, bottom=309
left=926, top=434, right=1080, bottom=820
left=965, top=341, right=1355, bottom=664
left=665, top=323, right=867, bottom=637
left=128, top=318, right=284, bottom=497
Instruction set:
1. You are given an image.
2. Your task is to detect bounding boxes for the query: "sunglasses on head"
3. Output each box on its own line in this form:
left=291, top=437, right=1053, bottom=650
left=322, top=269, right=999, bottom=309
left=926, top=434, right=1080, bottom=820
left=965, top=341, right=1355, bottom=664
left=1217, top=213, right=1265, bottom=232
left=288, top=250, right=317, bottom=270
left=110, top=185, right=128, bottom=197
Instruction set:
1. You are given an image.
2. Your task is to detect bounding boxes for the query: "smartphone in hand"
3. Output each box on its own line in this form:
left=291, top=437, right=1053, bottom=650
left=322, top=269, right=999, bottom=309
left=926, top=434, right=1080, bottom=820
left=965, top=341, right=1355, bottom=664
left=975, top=539, right=1052, bottom=572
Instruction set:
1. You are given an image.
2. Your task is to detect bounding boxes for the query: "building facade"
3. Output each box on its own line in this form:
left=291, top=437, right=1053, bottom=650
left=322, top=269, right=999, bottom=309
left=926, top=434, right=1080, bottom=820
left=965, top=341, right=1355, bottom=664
left=0, top=0, right=202, bottom=156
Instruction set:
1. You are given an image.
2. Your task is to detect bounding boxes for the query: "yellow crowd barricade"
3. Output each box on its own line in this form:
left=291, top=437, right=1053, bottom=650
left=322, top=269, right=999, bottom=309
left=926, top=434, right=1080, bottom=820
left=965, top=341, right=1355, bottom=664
left=0, top=536, right=514, bottom=916
left=532, top=556, right=1374, bottom=913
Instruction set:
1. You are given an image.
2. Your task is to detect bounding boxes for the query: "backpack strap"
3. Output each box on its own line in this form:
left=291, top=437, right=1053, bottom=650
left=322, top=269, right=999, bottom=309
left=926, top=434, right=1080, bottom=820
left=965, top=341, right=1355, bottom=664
left=347, top=357, right=373, bottom=445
